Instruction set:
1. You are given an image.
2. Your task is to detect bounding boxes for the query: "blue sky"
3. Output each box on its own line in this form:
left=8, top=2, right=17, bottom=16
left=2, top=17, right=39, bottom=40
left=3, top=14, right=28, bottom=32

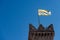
left=0, top=0, right=60, bottom=40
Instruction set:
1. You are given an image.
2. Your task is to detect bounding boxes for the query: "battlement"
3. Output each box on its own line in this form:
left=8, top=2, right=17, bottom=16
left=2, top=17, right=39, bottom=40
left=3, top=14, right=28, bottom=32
left=28, top=24, right=55, bottom=40
left=29, top=24, right=54, bottom=32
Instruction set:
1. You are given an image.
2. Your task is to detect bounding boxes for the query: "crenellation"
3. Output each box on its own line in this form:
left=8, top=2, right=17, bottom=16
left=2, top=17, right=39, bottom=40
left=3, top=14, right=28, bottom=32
left=28, top=24, right=55, bottom=40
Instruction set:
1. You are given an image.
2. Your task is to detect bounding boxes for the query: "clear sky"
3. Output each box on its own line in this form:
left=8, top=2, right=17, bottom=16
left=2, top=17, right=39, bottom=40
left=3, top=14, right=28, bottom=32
left=0, top=0, right=60, bottom=40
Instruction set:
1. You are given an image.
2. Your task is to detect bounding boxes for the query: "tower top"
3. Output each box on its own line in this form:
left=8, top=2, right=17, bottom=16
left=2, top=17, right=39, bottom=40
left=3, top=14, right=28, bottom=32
left=28, top=24, right=55, bottom=40
left=29, top=24, right=54, bottom=32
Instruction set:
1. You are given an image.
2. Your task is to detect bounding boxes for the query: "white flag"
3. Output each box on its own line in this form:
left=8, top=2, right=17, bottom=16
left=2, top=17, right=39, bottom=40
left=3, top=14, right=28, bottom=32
left=38, top=9, right=51, bottom=16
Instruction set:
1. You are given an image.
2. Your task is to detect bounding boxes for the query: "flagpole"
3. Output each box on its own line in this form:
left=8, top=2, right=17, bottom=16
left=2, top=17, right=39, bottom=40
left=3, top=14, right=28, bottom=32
left=37, top=9, right=40, bottom=26
left=37, top=13, right=40, bottom=25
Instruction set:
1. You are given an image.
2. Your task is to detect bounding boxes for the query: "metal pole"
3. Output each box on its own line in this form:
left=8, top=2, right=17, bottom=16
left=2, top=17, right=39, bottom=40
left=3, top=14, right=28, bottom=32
left=37, top=14, right=40, bottom=25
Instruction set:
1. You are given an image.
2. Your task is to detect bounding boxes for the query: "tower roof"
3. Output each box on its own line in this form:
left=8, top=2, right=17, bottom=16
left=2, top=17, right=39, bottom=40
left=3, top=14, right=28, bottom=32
left=29, top=24, right=37, bottom=32
left=47, top=24, right=54, bottom=32
left=29, top=24, right=54, bottom=32
left=38, top=24, right=45, bottom=32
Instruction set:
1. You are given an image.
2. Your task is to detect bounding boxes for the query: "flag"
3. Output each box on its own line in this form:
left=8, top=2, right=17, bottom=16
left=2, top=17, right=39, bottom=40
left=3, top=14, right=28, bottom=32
left=38, top=9, right=51, bottom=16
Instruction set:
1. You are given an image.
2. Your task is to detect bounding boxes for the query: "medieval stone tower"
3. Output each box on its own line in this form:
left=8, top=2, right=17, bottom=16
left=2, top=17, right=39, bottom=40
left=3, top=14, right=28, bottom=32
left=28, top=24, right=55, bottom=40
